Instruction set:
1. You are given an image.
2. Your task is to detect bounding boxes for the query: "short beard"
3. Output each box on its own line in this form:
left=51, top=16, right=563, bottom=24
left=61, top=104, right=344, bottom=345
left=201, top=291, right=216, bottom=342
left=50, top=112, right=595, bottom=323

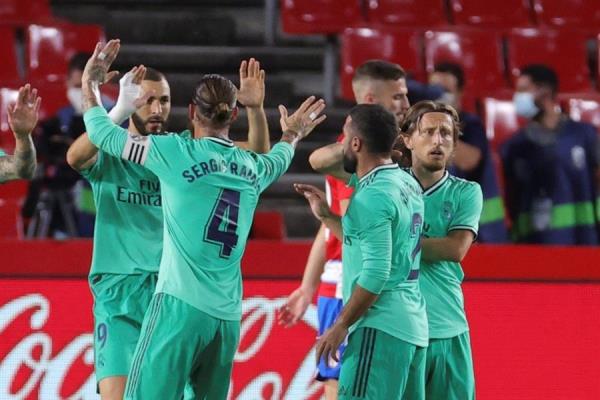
left=343, top=152, right=357, bottom=174
left=131, top=113, right=167, bottom=136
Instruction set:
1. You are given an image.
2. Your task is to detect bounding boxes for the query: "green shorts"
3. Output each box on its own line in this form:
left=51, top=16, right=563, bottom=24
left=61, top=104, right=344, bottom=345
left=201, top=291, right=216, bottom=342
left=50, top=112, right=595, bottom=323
left=338, top=327, right=426, bottom=400
left=89, top=272, right=157, bottom=383
left=124, top=293, right=240, bottom=400
left=425, top=331, right=475, bottom=400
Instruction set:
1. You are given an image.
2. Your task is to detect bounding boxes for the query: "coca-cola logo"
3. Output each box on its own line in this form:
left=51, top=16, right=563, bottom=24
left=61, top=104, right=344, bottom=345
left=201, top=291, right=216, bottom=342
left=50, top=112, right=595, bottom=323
left=0, top=282, right=324, bottom=400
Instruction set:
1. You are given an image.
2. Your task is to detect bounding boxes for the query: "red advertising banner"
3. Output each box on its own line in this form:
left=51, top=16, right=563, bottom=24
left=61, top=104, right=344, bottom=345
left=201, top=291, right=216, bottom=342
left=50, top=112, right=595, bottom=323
left=1, top=280, right=600, bottom=399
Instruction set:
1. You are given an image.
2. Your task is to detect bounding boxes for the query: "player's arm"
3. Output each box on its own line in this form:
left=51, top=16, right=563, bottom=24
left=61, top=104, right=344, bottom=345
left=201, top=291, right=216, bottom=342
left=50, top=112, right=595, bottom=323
left=235, top=58, right=270, bottom=153
left=421, top=230, right=476, bottom=263
left=309, top=142, right=351, bottom=182
left=316, top=196, right=392, bottom=364
left=0, top=84, right=40, bottom=182
left=278, top=224, right=327, bottom=327
left=423, top=183, right=483, bottom=263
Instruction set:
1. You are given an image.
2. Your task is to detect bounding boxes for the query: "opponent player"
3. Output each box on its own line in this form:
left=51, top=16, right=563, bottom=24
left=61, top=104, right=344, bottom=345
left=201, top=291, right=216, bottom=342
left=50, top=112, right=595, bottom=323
left=81, top=39, right=326, bottom=399
left=278, top=60, right=409, bottom=399
left=0, top=84, right=38, bottom=182
left=399, top=101, right=482, bottom=399
left=295, top=104, right=428, bottom=399
left=67, top=55, right=270, bottom=399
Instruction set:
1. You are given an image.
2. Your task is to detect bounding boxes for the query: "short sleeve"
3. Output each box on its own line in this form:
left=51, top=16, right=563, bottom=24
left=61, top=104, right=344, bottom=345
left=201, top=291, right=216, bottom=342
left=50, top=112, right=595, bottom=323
left=254, top=141, right=294, bottom=193
left=449, top=183, right=483, bottom=239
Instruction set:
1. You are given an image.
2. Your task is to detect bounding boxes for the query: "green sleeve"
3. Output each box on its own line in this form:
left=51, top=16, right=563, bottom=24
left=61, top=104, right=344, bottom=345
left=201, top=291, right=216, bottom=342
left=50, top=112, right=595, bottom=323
left=254, top=141, right=294, bottom=193
left=84, top=106, right=129, bottom=160
left=354, top=190, right=394, bottom=295
left=79, top=149, right=105, bottom=181
left=449, top=182, right=483, bottom=238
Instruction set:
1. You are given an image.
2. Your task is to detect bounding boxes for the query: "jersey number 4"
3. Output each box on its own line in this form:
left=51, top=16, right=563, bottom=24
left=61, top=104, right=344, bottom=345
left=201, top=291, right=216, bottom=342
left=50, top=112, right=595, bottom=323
left=204, top=189, right=240, bottom=258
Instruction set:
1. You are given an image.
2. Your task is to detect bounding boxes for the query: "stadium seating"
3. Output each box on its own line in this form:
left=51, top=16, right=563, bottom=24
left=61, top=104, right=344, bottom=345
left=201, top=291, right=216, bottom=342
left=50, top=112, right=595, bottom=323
left=0, top=27, right=20, bottom=83
left=280, top=0, right=364, bottom=34
left=506, top=28, right=592, bottom=92
left=533, top=0, right=600, bottom=31
left=560, top=94, right=600, bottom=129
left=482, top=97, right=522, bottom=152
left=0, top=0, right=51, bottom=24
left=340, top=27, right=423, bottom=100
left=26, top=22, right=105, bottom=82
left=366, top=0, right=447, bottom=27
left=424, top=29, right=506, bottom=95
left=449, top=0, right=534, bottom=28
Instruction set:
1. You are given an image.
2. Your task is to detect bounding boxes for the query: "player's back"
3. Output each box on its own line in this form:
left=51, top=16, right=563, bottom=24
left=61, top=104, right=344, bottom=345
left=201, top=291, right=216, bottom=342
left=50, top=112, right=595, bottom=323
left=145, top=135, right=293, bottom=321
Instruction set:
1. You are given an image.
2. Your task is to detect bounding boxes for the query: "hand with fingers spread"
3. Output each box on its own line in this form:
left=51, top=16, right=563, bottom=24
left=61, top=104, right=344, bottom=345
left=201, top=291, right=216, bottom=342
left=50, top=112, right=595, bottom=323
left=293, top=183, right=333, bottom=221
left=8, top=84, right=42, bottom=138
left=237, top=58, right=265, bottom=109
left=81, top=39, right=121, bottom=112
left=279, top=96, right=326, bottom=145
left=108, top=65, right=153, bottom=124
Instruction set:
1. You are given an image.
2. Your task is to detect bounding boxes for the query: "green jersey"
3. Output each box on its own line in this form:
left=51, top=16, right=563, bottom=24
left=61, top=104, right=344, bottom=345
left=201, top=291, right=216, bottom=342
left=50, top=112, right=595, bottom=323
left=411, top=169, right=483, bottom=339
left=342, top=164, right=428, bottom=347
left=84, top=106, right=293, bottom=321
left=81, top=129, right=192, bottom=276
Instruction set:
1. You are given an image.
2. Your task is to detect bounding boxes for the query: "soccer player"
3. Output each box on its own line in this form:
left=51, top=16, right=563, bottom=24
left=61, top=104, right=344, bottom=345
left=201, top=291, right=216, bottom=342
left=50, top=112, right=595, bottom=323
left=80, top=39, right=326, bottom=400
left=0, top=84, right=38, bottom=182
left=295, top=104, right=427, bottom=399
left=67, top=55, right=271, bottom=400
left=278, top=60, right=409, bottom=399
left=399, top=101, right=483, bottom=399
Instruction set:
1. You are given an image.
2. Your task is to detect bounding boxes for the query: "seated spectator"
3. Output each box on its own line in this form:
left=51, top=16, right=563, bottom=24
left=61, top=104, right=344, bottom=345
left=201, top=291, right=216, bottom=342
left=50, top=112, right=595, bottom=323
left=502, top=64, right=600, bottom=245
left=23, top=53, right=113, bottom=238
left=429, top=62, right=508, bottom=243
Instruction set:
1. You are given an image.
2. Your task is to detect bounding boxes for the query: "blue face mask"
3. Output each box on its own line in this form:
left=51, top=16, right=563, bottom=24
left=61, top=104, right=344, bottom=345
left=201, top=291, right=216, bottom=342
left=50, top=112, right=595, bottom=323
left=513, top=92, right=539, bottom=118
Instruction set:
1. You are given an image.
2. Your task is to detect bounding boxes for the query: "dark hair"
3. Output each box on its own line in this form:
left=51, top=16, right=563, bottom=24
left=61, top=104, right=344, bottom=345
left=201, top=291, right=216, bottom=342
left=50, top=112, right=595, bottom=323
left=68, top=52, right=91, bottom=74
left=144, top=67, right=166, bottom=82
left=398, top=100, right=461, bottom=166
left=520, top=64, right=559, bottom=95
left=349, top=104, right=398, bottom=154
left=434, top=62, right=465, bottom=90
left=192, top=74, right=237, bottom=129
left=352, top=60, right=406, bottom=84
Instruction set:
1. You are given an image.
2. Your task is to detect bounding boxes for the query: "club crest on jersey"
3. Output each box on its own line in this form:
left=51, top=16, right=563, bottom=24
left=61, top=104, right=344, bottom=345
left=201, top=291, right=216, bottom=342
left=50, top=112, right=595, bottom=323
left=442, top=201, right=453, bottom=220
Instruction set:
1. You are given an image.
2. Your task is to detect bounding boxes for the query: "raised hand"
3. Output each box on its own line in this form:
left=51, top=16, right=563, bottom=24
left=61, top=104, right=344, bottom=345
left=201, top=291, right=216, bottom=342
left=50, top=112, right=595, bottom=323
left=237, top=58, right=265, bottom=108
left=8, top=84, right=42, bottom=138
left=293, top=183, right=332, bottom=221
left=279, top=96, right=326, bottom=140
left=82, top=39, right=121, bottom=87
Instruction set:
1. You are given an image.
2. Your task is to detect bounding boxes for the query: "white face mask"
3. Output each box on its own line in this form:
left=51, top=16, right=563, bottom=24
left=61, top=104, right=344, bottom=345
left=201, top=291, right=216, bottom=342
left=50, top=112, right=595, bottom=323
left=513, top=92, right=539, bottom=118
left=438, top=92, right=457, bottom=108
left=67, top=87, right=83, bottom=115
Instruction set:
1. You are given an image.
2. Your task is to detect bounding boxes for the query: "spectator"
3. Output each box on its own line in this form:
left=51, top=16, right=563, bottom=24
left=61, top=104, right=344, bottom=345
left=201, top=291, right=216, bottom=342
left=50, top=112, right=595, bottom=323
left=502, top=64, right=600, bottom=245
left=430, top=62, right=508, bottom=243
left=23, top=53, right=113, bottom=238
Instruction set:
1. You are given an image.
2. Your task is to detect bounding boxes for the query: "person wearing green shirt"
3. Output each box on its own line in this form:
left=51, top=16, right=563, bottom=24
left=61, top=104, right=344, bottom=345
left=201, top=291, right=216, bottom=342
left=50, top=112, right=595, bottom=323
left=67, top=49, right=271, bottom=399
left=296, top=104, right=427, bottom=399
left=80, top=39, right=326, bottom=400
left=0, top=84, right=38, bottom=183
left=399, top=100, right=483, bottom=400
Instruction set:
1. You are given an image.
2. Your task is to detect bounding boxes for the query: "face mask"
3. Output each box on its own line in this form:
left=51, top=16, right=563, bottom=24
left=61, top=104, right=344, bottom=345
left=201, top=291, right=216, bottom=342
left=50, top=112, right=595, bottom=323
left=67, top=87, right=83, bottom=115
left=513, top=92, right=539, bottom=118
left=438, top=91, right=456, bottom=108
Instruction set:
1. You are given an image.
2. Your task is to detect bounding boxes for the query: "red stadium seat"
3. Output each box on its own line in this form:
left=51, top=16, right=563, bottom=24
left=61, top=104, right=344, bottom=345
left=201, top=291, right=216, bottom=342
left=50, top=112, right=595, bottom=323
left=280, top=0, right=364, bottom=35
left=482, top=97, right=524, bottom=152
left=533, top=0, right=600, bottom=30
left=367, top=0, right=447, bottom=27
left=507, top=28, right=592, bottom=92
left=340, top=27, right=423, bottom=100
left=560, top=94, right=600, bottom=130
left=424, top=29, right=507, bottom=96
left=0, top=0, right=51, bottom=24
left=0, top=198, right=23, bottom=238
left=449, top=0, right=534, bottom=28
left=27, top=22, right=105, bottom=82
left=251, top=211, right=285, bottom=240
left=0, top=26, right=20, bottom=83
